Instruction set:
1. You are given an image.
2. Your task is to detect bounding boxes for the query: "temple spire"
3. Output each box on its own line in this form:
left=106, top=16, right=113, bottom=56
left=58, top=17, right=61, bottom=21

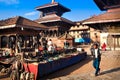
left=52, top=0, right=55, bottom=3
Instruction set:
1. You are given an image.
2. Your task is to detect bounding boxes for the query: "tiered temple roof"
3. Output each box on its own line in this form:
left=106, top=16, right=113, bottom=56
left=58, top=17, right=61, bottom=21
left=36, top=2, right=70, bottom=17
left=35, top=1, right=75, bottom=27
left=35, top=14, right=75, bottom=25
left=58, top=32, right=74, bottom=40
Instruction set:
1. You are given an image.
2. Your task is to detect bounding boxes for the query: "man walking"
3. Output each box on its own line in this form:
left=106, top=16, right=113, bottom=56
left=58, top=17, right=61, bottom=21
left=92, top=43, right=101, bottom=76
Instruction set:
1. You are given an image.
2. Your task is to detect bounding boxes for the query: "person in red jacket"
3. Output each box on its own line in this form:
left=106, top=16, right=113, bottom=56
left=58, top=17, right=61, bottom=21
left=101, top=42, right=106, bottom=51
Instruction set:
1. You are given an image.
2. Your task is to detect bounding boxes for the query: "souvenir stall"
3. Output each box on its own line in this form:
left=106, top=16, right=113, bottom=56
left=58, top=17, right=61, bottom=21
left=23, top=30, right=87, bottom=80
left=0, top=16, right=46, bottom=55
left=0, top=16, right=47, bottom=79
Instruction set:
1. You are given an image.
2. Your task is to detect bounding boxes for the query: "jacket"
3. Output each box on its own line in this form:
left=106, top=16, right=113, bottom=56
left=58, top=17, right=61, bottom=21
left=92, top=48, right=101, bottom=61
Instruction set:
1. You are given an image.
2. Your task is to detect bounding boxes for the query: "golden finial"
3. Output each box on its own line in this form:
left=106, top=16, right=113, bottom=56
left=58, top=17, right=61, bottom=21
left=52, top=0, right=55, bottom=3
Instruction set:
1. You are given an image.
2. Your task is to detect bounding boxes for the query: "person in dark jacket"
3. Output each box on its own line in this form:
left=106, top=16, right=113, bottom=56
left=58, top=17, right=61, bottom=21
left=92, top=43, right=101, bottom=76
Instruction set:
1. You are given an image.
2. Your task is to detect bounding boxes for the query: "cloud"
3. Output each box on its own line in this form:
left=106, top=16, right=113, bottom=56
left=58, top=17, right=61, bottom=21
left=0, top=0, right=19, bottom=4
left=24, top=11, right=38, bottom=16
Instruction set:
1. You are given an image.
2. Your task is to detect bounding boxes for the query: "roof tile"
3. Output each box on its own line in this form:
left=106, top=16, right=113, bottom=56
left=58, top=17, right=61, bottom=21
left=83, top=9, right=120, bottom=24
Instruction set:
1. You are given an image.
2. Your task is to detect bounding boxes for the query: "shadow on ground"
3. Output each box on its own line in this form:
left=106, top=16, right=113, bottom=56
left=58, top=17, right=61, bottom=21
left=40, top=55, right=92, bottom=80
left=100, top=67, right=120, bottom=76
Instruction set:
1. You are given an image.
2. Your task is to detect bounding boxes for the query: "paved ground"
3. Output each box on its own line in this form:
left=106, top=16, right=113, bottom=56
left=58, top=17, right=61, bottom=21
left=41, top=50, right=120, bottom=80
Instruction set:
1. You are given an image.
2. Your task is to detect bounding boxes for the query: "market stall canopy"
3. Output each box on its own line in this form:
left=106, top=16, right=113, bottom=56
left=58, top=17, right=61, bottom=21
left=0, top=16, right=47, bottom=30
left=75, top=38, right=90, bottom=43
left=58, top=33, right=74, bottom=40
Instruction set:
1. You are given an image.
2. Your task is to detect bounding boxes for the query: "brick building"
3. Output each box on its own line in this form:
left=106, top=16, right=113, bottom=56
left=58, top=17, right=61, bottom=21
left=83, top=0, right=120, bottom=50
left=0, top=16, right=47, bottom=53
left=69, top=22, right=90, bottom=45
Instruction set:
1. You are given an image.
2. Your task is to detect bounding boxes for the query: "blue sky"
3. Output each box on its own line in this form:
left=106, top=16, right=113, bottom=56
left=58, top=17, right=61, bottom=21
left=0, top=0, right=103, bottom=21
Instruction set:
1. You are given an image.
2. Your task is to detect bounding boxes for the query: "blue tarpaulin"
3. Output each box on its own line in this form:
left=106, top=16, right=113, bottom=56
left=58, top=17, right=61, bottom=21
left=75, top=38, right=90, bottom=43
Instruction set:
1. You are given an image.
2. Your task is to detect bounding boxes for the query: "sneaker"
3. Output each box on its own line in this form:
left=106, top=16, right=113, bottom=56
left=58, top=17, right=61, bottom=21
left=98, top=68, right=100, bottom=74
left=95, top=73, right=98, bottom=76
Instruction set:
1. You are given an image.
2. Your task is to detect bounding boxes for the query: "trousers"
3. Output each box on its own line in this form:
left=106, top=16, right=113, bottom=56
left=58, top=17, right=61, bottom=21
left=93, top=58, right=100, bottom=75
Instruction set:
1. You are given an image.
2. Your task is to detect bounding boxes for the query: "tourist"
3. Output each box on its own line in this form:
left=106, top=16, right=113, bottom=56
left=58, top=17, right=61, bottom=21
left=48, top=44, right=53, bottom=52
left=47, top=39, right=53, bottom=51
left=47, top=39, right=53, bottom=46
left=92, top=43, right=101, bottom=76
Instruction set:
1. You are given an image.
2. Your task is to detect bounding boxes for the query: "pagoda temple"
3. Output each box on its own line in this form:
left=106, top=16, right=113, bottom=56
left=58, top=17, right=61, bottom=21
left=35, top=0, right=75, bottom=40
left=83, top=0, right=120, bottom=50
left=35, top=0, right=75, bottom=47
